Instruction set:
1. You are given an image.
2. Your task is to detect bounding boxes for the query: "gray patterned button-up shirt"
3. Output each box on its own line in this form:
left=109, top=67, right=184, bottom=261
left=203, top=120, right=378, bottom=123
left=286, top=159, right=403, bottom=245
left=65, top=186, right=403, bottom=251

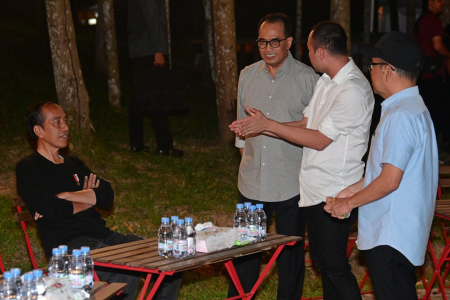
left=236, top=52, right=318, bottom=202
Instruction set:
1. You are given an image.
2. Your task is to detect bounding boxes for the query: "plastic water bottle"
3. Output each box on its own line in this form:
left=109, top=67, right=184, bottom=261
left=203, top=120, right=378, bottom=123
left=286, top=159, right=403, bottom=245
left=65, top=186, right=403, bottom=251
left=18, top=273, right=38, bottom=300
left=158, top=217, right=173, bottom=258
left=185, top=217, right=196, bottom=257
left=32, top=269, right=46, bottom=299
left=0, top=271, right=18, bottom=299
left=59, top=245, right=71, bottom=276
left=246, top=205, right=258, bottom=238
left=170, top=216, right=179, bottom=233
left=243, top=202, right=252, bottom=216
left=48, top=248, right=65, bottom=279
left=256, top=204, right=267, bottom=241
left=69, top=249, right=85, bottom=290
left=10, top=268, right=22, bottom=291
left=80, top=246, right=94, bottom=292
left=173, top=219, right=188, bottom=259
left=233, top=203, right=247, bottom=239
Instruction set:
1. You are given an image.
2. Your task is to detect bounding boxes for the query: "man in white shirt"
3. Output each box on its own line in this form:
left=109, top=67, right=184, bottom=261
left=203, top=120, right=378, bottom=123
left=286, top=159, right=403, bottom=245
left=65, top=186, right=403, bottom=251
left=230, top=21, right=374, bottom=299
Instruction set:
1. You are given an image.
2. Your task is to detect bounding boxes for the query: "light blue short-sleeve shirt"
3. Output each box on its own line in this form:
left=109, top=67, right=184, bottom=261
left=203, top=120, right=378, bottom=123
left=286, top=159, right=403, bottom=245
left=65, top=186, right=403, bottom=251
left=358, top=86, right=438, bottom=266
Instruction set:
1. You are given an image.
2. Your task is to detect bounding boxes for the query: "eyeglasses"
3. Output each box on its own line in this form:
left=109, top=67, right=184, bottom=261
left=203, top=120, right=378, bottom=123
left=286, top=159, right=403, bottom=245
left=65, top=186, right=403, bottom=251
left=256, top=38, right=287, bottom=49
left=367, top=61, right=396, bottom=72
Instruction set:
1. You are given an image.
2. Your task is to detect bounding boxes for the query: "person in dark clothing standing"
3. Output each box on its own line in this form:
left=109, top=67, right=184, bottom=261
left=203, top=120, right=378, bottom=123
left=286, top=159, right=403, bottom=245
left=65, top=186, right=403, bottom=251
left=414, top=0, right=450, bottom=151
left=127, top=0, right=183, bottom=157
left=16, top=102, right=181, bottom=300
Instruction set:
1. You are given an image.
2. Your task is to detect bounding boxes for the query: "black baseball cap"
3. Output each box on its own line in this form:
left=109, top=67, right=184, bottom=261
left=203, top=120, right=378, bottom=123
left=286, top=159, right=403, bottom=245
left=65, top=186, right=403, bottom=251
left=360, top=31, right=423, bottom=72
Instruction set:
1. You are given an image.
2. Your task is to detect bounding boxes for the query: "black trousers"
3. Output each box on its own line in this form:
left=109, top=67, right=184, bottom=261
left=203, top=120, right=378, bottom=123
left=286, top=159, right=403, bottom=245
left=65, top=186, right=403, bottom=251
left=305, top=202, right=361, bottom=300
left=129, top=55, right=174, bottom=151
left=227, top=193, right=306, bottom=300
left=66, top=232, right=182, bottom=300
left=366, top=245, right=418, bottom=300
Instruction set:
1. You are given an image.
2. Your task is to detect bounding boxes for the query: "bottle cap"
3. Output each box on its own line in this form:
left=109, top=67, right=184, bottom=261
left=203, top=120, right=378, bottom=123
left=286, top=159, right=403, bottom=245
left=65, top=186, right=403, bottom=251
left=244, top=202, right=252, bottom=207
left=72, top=249, right=81, bottom=256
left=171, top=216, right=179, bottom=221
left=236, top=203, right=244, bottom=209
left=52, top=248, right=61, bottom=256
left=162, top=217, right=170, bottom=223
left=176, top=219, right=185, bottom=225
left=256, top=204, right=263, bottom=209
left=24, top=273, right=34, bottom=281
left=81, top=246, right=91, bottom=254
left=33, top=269, right=43, bottom=278
left=249, top=205, right=256, bottom=211
left=10, top=268, right=21, bottom=276
left=3, top=271, right=12, bottom=279
left=185, top=217, right=193, bottom=223
left=59, top=245, right=68, bottom=252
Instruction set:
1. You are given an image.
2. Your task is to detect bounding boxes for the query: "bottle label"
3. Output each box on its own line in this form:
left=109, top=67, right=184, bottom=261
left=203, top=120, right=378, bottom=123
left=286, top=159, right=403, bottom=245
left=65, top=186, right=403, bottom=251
left=259, top=225, right=267, bottom=236
left=158, top=240, right=173, bottom=251
left=69, top=272, right=85, bottom=289
left=187, top=237, right=195, bottom=255
left=236, top=225, right=246, bottom=234
left=174, top=240, right=187, bottom=252
left=247, top=225, right=258, bottom=237
left=84, top=274, right=93, bottom=286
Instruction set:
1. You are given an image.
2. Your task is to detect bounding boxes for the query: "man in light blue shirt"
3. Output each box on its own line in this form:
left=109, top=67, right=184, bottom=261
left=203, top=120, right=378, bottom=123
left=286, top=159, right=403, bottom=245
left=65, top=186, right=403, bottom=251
left=324, top=31, right=438, bottom=300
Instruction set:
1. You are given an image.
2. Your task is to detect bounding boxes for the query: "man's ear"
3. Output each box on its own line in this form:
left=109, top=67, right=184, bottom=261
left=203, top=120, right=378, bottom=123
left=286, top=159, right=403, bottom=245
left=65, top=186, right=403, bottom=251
left=34, top=125, right=43, bottom=138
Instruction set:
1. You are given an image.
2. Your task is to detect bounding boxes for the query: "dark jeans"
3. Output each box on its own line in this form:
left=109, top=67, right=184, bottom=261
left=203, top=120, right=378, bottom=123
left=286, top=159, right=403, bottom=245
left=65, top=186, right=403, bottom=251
left=66, top=232, right=182, bottom=300
left=366, top=245, right=418, bottom=300
left=227, top=193, right=306, bottom=300
left=129, top=55, right=174, bottom=151
left=305, top=202, right=361, bottom=300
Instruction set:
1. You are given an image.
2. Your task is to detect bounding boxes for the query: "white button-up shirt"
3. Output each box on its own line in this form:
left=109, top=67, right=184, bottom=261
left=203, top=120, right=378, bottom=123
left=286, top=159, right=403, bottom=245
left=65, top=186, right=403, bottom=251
left=299, top=58, right=374, bottom=207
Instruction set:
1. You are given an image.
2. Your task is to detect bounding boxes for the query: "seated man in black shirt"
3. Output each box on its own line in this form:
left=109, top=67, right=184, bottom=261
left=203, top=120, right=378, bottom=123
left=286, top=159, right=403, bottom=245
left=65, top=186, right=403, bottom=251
left=16, top=102, right=181, bottom=300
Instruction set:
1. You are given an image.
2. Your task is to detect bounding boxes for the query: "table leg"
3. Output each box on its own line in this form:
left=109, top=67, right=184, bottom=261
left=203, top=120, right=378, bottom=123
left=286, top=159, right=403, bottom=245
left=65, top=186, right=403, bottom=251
left=139, top=274, right=153, bottom=300
left=225, top=260, right=246, bottom=298
left=146, top=273, right=167, bottom=300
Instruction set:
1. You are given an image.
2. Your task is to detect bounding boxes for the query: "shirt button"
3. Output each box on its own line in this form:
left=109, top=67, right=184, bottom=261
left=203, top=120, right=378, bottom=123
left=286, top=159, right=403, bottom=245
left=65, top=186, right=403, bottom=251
left=271, top=80, right=275, bottom=83
left=269, top=96, right=272, bottom=99
left=262, top=163, right=265, bottom=166
left=266, top=112, right=269, bottom=116
left=263, top=146, right=266, bottom=149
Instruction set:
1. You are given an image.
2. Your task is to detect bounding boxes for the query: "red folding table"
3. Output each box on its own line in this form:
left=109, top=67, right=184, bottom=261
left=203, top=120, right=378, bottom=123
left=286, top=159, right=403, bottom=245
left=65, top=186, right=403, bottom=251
left=90, top=234, right=301, bottom=300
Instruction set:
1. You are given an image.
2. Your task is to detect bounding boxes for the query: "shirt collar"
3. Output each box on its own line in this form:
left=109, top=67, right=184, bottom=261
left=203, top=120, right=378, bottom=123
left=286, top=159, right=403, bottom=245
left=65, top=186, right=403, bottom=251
left=258, top=51, right=295, bottom=76
left=381, top=86, right=420, bottom=113
left=324, top=57, right=356, bottom=85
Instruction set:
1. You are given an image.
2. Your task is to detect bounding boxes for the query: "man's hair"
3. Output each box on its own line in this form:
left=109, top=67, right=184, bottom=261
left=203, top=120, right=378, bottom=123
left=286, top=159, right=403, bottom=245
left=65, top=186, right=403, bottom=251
left=26, top=101, right=56, bottom=141
left=310, top=21, right=347, bottom=56
left=258, top=13, right=292, bottom=38
left=377, top=58, right=420, bottom=82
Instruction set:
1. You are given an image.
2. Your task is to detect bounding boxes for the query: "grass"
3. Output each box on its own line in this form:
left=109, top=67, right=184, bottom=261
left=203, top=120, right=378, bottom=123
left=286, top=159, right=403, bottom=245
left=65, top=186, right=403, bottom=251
left=0, top=19, right=448, bottom=300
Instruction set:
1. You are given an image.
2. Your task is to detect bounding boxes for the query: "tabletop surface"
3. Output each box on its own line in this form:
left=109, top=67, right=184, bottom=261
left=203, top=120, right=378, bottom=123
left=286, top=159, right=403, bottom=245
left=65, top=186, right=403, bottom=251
left=90, top=233, right=302, bottom=273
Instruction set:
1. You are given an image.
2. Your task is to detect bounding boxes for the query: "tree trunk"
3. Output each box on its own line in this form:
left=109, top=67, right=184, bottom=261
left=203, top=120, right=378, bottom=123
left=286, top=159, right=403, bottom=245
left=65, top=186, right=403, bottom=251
left=102, top=0, right=121, bottom=109
left=330, top=0, right=351, bottom=54
left=406, top=0, right=416, bottom=35
left=295, top=0, right=302, bottom=60
left=95, top=0, right=107, bottom=74
left=212, top=0, right=238, bottom=144
left=45, top=0, right=92, bottom=146
left=203, top=0, right=216, bottom=84
left=363, top=0, right=371, bottom=43
left=389, top=0, right=399, bottom=31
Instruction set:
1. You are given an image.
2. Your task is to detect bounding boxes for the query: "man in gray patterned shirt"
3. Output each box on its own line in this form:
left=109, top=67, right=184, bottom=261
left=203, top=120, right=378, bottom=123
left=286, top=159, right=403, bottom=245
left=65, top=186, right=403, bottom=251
left=228, top=13, right=318, bottom=300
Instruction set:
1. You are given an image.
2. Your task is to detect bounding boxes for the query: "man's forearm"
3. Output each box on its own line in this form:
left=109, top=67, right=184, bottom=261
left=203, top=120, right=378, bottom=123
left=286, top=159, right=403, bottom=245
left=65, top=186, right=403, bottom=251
left=267, top=120, right=332, bottom=150
left=57, top=190, right=97, bottom=205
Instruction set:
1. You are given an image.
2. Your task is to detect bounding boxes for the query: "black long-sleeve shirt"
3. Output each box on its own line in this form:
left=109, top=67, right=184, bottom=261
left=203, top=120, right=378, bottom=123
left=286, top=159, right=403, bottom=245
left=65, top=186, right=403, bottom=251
left=16, top=152, right=113, bottom=257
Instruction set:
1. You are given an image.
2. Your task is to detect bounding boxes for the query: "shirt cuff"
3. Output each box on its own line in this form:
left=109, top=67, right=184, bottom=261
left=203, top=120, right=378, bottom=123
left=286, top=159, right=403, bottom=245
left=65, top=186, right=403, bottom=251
left=235, top=136, right=245, bottom=148
left=303, top=105, right=310, bottom=118
left=317, top=114, right=340, bottom=142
